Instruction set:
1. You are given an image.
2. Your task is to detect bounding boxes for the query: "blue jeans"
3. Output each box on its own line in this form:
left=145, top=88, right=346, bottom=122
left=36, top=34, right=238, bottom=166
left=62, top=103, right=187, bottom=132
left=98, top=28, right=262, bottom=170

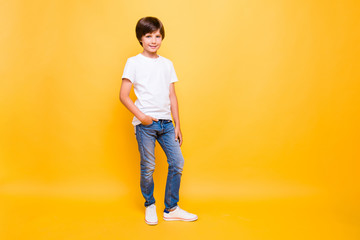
left=135, top=119, right=184, bottom=212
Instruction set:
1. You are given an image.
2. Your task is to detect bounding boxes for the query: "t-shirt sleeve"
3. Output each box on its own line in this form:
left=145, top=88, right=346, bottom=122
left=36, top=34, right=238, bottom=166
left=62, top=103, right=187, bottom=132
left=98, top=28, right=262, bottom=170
left=170, top=62, right=178, bottom=83
left=122, top=59, right=135, bottom=83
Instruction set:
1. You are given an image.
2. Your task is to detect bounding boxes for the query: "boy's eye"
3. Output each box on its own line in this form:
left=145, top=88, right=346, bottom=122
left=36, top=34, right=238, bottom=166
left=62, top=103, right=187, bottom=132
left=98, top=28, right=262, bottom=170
left=144, top=34, right=161, bottom=38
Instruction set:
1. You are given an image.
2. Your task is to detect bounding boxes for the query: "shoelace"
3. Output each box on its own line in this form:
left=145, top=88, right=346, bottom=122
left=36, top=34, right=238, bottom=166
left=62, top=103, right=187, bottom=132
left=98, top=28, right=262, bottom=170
left=147, top=205, right=156, bottom=211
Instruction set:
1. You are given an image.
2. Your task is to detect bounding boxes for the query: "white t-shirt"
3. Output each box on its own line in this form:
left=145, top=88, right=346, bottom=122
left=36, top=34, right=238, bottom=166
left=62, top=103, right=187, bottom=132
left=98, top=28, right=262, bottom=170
left=122, top=53, right=178, bottom=126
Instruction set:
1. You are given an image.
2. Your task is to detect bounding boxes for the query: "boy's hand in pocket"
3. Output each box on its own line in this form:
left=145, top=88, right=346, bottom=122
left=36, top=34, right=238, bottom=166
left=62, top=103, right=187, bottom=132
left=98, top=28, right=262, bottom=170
left=141, top=115, right=158, bottom=125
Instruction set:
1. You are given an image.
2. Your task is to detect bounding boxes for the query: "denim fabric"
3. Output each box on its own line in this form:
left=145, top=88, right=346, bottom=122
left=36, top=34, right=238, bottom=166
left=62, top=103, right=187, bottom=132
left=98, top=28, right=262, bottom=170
left=135, top=119, right=184, bottom=212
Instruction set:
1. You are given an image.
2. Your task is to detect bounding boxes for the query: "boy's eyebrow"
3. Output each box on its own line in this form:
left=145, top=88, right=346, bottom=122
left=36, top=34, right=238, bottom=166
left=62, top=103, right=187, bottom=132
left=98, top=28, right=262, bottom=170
left=145, top=33, right=161, bottom=35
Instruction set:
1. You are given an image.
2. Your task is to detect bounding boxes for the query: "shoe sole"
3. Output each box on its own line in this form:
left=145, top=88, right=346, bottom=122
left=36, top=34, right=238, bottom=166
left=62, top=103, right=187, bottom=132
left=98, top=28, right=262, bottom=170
left=145, top=219, right=158, bottom=225
left=163, top=216, right=198, bottom=222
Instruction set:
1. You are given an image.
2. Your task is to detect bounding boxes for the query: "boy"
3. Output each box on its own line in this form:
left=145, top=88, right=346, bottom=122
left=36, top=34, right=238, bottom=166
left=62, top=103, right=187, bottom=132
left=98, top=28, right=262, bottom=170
left=119, top=16, right=198, bottom=225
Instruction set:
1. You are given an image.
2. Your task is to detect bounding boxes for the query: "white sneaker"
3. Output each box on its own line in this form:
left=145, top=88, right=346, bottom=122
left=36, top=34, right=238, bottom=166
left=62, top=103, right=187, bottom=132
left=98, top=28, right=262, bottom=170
left=145, top=204, right=158, bottom=225
left=163, top=206, right=198, bottom=221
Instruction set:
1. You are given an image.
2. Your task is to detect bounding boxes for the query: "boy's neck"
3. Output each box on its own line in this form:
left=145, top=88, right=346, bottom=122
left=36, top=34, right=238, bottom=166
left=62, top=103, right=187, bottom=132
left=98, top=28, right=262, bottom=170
left=141, top=50, right=159, bottom=59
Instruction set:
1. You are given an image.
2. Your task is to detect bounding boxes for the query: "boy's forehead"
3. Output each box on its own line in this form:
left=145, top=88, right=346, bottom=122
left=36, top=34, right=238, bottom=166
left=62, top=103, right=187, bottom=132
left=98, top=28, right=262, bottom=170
left=145, top=29, right=161, bottom=35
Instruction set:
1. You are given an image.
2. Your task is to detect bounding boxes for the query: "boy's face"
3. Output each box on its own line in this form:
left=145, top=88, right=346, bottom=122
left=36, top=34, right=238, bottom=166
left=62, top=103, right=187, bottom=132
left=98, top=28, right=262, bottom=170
left=141, top=29, right=162, bottom=54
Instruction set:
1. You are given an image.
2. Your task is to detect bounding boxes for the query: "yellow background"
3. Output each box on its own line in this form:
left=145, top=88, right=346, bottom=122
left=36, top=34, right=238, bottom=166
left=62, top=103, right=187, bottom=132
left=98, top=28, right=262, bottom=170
left=1, top=0, right=359, bottom=239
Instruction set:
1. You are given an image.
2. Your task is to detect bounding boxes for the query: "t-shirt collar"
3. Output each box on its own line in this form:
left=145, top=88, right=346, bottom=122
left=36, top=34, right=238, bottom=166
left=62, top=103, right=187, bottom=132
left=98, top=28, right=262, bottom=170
left=139, top=53, right=160, bottom=62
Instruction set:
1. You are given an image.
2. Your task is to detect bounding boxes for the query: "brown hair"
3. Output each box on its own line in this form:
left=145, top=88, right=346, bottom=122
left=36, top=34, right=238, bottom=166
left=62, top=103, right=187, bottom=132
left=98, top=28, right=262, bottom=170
left=136, top=17, right=165, bottom=46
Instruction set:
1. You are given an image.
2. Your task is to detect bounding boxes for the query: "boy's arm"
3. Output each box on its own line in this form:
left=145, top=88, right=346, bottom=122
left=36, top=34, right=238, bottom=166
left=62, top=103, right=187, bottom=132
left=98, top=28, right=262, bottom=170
left=169, top=83, right=183, bottom=146
left=119, top=78, right=158, bottom=125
